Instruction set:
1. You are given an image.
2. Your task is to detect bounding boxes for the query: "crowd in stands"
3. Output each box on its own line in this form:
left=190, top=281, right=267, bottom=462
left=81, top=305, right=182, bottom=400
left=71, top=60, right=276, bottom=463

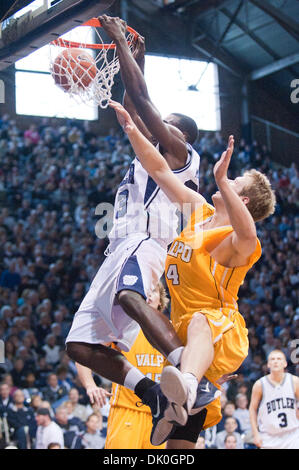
left=0, top=114, right=298, bottom=449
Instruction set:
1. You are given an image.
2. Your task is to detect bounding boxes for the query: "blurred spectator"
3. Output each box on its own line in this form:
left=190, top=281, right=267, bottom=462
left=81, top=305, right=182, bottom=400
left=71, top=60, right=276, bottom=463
left=233, top=393, right=252, bottom=435
left=42, top=374, right=68, bottom=404
left=54, top=405, right=84, bottom=449
left=215, top=417, right=244, bottom=449
left=47, top=442, right=62, bottom=449
left=67, top=388, right=89, bottom=422
left=35, top=408, right=64, bottom=449
left=42, top=334, right=60, bottom=366
left=22, top=372, right=41, bottom=402
left=7, top=389, right=36, bottom=449
left=216, top=402, right=242, bottom=433
left=81, top=413, right=105, bottom=449
left=224, top=433, right=238, bottom=449
left=0, top=383, right=13, bottom=414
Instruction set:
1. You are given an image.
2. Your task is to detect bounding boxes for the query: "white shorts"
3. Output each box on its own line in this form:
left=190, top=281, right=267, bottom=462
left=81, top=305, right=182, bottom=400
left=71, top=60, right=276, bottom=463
left=260, top=427, right=299, bottom=449
left=66, top=235, right=166, bottom=351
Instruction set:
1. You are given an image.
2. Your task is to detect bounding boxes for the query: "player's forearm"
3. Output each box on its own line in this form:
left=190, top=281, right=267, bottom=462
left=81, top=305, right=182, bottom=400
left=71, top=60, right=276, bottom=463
left=115, top=37, right=149, bottom=109
left=75, top=362, right=96, bottom=389
left=126, top=125, right=169, bottom=175
left=249, top=406, right=259, bottom=436
left=217, top=180, right=256, bottom=240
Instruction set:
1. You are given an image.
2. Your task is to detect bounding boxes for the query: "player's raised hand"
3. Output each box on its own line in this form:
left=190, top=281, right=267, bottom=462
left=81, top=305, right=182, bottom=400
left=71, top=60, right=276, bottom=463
left=213, top=135, right=234, bottom=185
left=133, top=35, right=145, bottom=65
left=98, top=15, right=127, bottom=41
left=109, top=100, right=135, bottom=133
left=86, top=385, right=112, bottom=408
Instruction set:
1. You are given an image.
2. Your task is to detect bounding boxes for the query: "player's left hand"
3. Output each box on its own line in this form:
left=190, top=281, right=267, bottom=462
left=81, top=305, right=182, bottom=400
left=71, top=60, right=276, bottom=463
left=213, top=135, right=234, bottom=185
left=86, top=385, right=112, bottom=408
left=109, top=100, right=135, bottom=133
left=216, top=374, right=238, bottom=386
left=98, top=15, right=127, bottom=41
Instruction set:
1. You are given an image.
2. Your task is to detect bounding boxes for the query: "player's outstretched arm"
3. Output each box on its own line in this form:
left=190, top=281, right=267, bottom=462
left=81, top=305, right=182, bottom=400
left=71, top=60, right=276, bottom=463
left=214, top=136, right=257, bottom=258
left=109, top=100, right=205, bottom=212
left=122, top=35, right=152, bottom=142
left=75, top=362, right=112, bottom=408
left=99, top=15, right=187, bottom=168
left=249, top=380, right=263, bottom=448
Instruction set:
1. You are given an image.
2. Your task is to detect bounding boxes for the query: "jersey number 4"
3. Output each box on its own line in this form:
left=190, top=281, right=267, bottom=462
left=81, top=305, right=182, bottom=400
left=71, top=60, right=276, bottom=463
left=166, top=264, right=180, bottom=285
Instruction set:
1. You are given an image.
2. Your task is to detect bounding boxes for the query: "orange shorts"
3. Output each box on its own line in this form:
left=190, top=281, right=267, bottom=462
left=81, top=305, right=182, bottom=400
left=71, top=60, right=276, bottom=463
left=170, top=307, right=248, bottom=430
left=174, top=307, right=249, bottom=385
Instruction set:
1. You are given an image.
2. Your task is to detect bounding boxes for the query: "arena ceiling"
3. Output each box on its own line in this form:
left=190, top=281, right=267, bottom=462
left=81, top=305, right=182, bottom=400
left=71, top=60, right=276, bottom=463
left=124, top=0, right=299, bottom=112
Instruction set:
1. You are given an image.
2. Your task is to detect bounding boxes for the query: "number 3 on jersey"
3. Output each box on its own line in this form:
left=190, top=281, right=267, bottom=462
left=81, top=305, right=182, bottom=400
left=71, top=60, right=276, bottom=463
left=167, top=264, right=180, bottom=285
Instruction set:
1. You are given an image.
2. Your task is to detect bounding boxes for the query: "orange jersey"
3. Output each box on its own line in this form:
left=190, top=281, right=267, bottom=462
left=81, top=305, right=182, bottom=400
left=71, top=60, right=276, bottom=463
left=110, top=330, right=164, bottom=413
left=165, top=202, right=261, bottom=328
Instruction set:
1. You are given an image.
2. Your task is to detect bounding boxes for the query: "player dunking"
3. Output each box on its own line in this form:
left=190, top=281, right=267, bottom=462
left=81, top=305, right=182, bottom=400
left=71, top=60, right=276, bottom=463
left=109, top=99, right=276, bottom=448
left=249, top=349, right=299, bottom=449
left=65, top=16, right=218, bottom=445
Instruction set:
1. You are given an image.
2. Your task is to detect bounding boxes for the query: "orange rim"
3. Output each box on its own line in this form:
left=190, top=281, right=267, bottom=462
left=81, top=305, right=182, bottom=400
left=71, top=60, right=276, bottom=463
left=50, top=17, right=139, bottom=50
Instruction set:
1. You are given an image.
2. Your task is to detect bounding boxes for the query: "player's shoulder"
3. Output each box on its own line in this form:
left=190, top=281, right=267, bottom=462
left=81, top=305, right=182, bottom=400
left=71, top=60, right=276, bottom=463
left=290, top=373, right=299, bottom=386
left=252, top=377, right=264, bottom=392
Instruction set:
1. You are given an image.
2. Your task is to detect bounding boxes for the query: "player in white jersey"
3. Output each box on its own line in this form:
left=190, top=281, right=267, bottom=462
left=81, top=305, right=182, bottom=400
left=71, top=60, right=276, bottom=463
left=249, top=349, right=299, bottom=449
left=65, top=16, right=215, bottom=445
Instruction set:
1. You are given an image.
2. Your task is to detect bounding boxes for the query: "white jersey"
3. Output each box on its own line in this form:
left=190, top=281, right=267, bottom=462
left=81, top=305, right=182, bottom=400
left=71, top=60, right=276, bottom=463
left=257, top=373, right=298, bottom=436
left=108, top=143, right=200, bottom=248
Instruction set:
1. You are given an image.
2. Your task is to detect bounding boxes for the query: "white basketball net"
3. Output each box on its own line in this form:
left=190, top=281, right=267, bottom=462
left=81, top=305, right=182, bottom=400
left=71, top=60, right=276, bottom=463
left=49, top=25, right=136, bottom=108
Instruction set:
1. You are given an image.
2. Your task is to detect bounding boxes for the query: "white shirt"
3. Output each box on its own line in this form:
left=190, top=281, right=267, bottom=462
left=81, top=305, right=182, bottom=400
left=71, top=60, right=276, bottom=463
left=35, top=421, right=64, bottom=449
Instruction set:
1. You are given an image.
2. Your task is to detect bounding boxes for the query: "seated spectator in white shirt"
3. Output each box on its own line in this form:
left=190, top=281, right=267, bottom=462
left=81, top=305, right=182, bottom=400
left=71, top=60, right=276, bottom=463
left=233, top=393, right=252, bottom=435
left=81, top=413, right=106, bottom=449
left=42, top=334, right=60, bottom=366
left=216, top=401, right=242, bottom=433
left=35, top=408, right=64, bottom=449
left=224, top=433, right=238, bottom=449
left=68, top=388, right=89, bottom=422
left=215, top=417, right=244, bottom=449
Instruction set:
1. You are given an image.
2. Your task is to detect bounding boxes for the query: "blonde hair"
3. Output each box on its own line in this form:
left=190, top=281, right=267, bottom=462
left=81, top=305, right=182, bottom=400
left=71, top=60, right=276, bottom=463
left=157, top=282, right=169, bottom=312
left=239, top=169, right=276, bottom=222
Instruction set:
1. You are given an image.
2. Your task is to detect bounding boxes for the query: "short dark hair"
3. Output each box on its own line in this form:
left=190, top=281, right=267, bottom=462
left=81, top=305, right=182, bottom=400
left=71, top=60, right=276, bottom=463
left=172, top=113, right=199, bottom=145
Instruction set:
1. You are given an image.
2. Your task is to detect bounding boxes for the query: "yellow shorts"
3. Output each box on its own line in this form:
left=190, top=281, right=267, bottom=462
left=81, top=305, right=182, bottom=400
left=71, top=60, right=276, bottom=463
left=105, top=406, right=166, bottom=450
left=174, top=307, right=249, bottom=385
left=203, top=397, right=222, bottom=429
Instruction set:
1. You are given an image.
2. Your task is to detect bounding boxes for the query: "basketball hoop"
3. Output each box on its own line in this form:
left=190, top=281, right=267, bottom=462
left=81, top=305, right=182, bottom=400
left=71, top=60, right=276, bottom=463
left=49, top=18, right=139, bottom=109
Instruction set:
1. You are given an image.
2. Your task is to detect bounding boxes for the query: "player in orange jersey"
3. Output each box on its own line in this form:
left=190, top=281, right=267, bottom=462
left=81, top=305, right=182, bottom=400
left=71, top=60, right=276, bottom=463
left=76, top=282, right=167, bottom=449
left=109, top=100, right=276, bottom=448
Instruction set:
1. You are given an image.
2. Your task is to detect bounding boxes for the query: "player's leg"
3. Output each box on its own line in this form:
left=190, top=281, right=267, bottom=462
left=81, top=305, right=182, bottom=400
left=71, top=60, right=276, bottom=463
left=161, top=313, right=214, bottom=414
left=115, top=241, right=184, bottom=363
left=66, top=341, right=174, bottom=444
left=117, top=289, right=183, bottom=357
left=166, top=409, right=208, bottom=449
left=66, top=341, right=135, bottom=383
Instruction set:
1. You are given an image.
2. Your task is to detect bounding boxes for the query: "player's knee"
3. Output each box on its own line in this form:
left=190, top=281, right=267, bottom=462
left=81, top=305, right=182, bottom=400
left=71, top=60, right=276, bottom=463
left=66, top=341, right=80, bottom=361
left=188, top=313, right=210, bottom=337
left=117, top=290, right=144, bottom=320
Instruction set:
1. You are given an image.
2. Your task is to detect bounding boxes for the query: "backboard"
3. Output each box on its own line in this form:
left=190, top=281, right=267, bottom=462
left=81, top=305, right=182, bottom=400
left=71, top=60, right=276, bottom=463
left=0, top=0, right=115, bottom=70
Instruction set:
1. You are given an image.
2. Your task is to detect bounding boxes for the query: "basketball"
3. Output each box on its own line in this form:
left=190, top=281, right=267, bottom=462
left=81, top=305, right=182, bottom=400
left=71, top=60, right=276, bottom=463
left=52, top=48, right=97, bottom=91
